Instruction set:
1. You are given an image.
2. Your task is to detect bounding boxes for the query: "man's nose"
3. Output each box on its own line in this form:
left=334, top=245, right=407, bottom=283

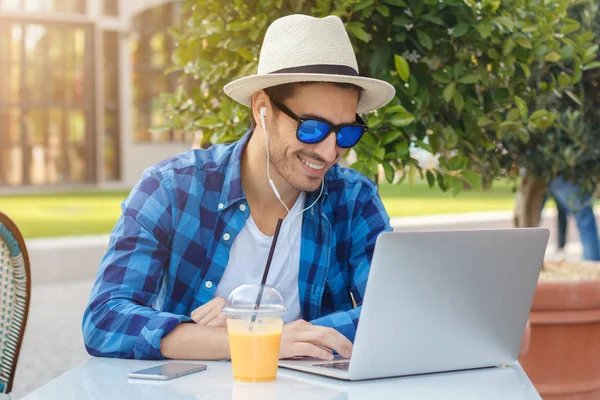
left=312, top=132, right=339, bottom=163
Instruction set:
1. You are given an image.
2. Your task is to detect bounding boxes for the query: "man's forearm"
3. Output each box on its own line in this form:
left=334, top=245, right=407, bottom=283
left=160, top=323, right=230, bottom=360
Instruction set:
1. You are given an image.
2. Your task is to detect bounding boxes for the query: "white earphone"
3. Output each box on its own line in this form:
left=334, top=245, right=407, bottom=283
left=257, top=104, right=324, bottom=288
left=260, top=106, right=286, bottom=210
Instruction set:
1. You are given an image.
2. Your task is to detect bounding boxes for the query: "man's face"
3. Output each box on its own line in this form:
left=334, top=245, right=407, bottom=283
left=267, top=83, right=359, bottom=192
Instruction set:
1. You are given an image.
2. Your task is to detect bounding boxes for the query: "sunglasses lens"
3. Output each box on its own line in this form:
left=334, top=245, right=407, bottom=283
left=298, top=120, right=331, bottom=143
left=337, top=126, right=366, bottom=148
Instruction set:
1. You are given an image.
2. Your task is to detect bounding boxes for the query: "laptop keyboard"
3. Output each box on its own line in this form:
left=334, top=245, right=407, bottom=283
left=313, top=361, right=350, bottom=371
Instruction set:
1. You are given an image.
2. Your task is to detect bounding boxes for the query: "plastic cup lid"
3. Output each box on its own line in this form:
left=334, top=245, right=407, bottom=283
left=222, top=283, right=287, bottom=317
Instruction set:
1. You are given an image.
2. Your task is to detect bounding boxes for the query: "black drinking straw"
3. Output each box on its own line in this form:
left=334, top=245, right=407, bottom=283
left=251, top=218, right=284, bottom=326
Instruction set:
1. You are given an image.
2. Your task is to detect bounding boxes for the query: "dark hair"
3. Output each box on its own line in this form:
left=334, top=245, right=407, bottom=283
left=249, top=82, right=363, bottom=130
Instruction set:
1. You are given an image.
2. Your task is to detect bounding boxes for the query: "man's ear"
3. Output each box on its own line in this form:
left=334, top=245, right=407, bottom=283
left=251, top=90, right=270, bottom=129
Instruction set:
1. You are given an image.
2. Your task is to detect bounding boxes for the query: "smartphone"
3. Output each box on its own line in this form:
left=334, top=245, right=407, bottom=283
left=128, top=362, right=207, bottom=380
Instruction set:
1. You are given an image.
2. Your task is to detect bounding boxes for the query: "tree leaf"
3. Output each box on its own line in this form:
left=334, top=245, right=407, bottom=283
left=382, top=130, right=404, bottom=145
left=565, top=90, right=582, bottom=106
left=503, top=37, right=515, bottom=55
left=519, top=62, right=531, bottom=78
left=382, top=162, right=395, bottom=183
left=557, top=73, right=571, bottom=88
left=458, top=74, right=480, bottom=84
left=417, top=30, right=433, bottom=50
left=384, top=0, right=406, bottom=5
left=432, top=71, right=452, bottom=83
left=392, top=15, right=410, bottom=26
left=353, top=0, right=374, bottom=12
left=443, top=82, right=456, bottom=103
left=452, top=23, right=469, bottom=37
left=477, top=21, right=493, bottom=38
left=453, top=91, right=464, bottom=112
left=518, top=128, right=530, bottom=143
left=494, top=16, right=514, bottom=31
left=560, top=20, right=580, bottom=35
left=477, top=116, right=493, bottom=127
left=514, top=96, right=528, bottom=121
left=237, top=47, right=254, bottom=61
left=516, top=38, right=532, bottom=49
left=408, top=163, right=417, bottom=186
left=462, top=170, right=482, bottom=190
left=376, top=5, right=390, bottom=16
left=437, top=173, right=448, bottom=192
left=426, top=170, right=436, bottom=188
left=544, top=51, right=561, bottom=62
left=346, top=23, right=370, bottom=42
left=583, top=61, right=600, bottom=71
left=390, top=113, right=416, bottom=127
left=559, top=46, right=574, bottom=60
left=448, top=176, right=463, bottom=196
left=394, top=55, right=410, bottom=82
left=421, top=15, right=445, bottom=26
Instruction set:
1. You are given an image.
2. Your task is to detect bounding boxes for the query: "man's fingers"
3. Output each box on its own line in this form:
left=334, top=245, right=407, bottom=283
left=207, top=314, right=227, bottom=327
left=288, top=342, right=333, bottom=360
left=294, top=327, right=353, bottom=358
left=197, top=307, right=224, bottom=325
left=190, top=297, right=225, bottom=323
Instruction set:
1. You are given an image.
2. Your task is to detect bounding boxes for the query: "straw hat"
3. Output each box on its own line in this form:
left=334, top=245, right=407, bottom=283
left=223, top=14, right=396, bottom=114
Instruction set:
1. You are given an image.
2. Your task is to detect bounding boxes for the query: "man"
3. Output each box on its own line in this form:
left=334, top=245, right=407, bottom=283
left=82, top=14, right=396, bottom=361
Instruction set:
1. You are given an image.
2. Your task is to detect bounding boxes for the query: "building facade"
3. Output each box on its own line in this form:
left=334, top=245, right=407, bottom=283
left=0, top=0, right=194, bottom=191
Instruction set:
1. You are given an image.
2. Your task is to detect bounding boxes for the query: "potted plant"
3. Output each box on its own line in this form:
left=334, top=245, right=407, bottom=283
left=496, top=0, right=600, bottom=397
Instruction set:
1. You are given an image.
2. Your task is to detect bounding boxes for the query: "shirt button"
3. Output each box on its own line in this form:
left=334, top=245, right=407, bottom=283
left=239, top=204, right=247, bottom=212
left=205, top=281, right=213, bottom=289
left=218, top=203, right=224, bottom=210
left=223, top=233, right=231, bottom=241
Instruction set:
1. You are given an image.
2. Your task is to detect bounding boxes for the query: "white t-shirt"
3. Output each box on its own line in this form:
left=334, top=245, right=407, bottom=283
left=214, top=192, right=305, bottom=323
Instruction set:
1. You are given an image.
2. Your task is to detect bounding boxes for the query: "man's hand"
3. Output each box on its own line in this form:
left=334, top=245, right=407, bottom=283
left=280, top=320, right=353, bottom=360
left=190, top=297, right=226, bottom=327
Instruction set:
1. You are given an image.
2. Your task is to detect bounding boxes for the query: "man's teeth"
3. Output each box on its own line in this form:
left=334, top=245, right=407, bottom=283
left=300, top=157, right=325, bottom=170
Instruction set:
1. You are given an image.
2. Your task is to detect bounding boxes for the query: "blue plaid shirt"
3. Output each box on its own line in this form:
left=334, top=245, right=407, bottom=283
left=82, top=131, right=391, bottom=360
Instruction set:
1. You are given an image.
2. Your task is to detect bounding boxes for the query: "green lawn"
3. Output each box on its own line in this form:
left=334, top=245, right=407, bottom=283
left=379, top=180, right=518, bottom=217
left=0, top=180, right=523, bottom=239
left=0, top=191, right=130, bottom=239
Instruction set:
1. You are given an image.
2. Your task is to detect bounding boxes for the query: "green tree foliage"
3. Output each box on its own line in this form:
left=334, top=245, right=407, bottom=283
left=157, top=0, right=598, bottom=194
left=498, top=0, right=600, bottom=194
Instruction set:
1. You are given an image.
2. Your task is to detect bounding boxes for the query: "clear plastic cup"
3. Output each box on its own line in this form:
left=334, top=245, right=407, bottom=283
left=223, top=284, right=287, bottom=382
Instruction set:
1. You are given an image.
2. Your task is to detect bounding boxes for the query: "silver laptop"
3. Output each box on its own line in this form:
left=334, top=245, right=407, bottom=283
left=278, top=228, right=549, bottom=381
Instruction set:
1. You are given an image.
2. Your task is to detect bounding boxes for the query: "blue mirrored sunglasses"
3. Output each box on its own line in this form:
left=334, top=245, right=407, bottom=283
left=272, top=100, right=368, bottom=148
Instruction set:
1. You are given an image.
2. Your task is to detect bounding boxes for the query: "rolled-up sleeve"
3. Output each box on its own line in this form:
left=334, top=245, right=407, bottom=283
left=82, top=167, right=191, bottom=360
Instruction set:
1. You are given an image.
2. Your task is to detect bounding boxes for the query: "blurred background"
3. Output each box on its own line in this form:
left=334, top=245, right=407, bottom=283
left=0, top=0, right=596, bottom=398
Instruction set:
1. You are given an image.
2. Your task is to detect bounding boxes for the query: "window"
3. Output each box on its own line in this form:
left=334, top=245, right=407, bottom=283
left=0, top=0, right=86, bottom=13
left=131, top=3, right=192, bottom=143
left=102, top=0, right=118, bottom=17
left=103, top=31, right=120, bottom=180
left=0, top=21, right=92, bottom=186
left=0, top=0, right=21, bottom=11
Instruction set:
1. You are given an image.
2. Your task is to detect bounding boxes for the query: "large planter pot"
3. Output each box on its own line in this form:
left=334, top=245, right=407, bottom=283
left=520, top=261, right=600, bottom=400
left=519, top=320, right=532, bottom=360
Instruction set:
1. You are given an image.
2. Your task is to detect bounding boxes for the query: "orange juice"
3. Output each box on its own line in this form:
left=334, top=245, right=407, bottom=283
left=227, top=317, right=283, bottom=382
left=228, top=331, right=282, bottom=382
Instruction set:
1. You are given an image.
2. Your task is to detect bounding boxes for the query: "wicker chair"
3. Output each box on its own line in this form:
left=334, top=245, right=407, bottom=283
left=0, top=212, right=31, bottom=395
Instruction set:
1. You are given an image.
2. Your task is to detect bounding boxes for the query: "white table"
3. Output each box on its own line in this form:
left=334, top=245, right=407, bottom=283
left=23, top=358, right=541, bottom=400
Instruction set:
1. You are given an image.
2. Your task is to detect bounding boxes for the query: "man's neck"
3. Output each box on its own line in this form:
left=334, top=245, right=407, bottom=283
left=241, top=131, right=301, bottom=220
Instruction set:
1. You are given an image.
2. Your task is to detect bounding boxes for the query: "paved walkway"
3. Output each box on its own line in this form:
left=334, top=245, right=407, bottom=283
left=13, top=280, right=93, bottom=399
